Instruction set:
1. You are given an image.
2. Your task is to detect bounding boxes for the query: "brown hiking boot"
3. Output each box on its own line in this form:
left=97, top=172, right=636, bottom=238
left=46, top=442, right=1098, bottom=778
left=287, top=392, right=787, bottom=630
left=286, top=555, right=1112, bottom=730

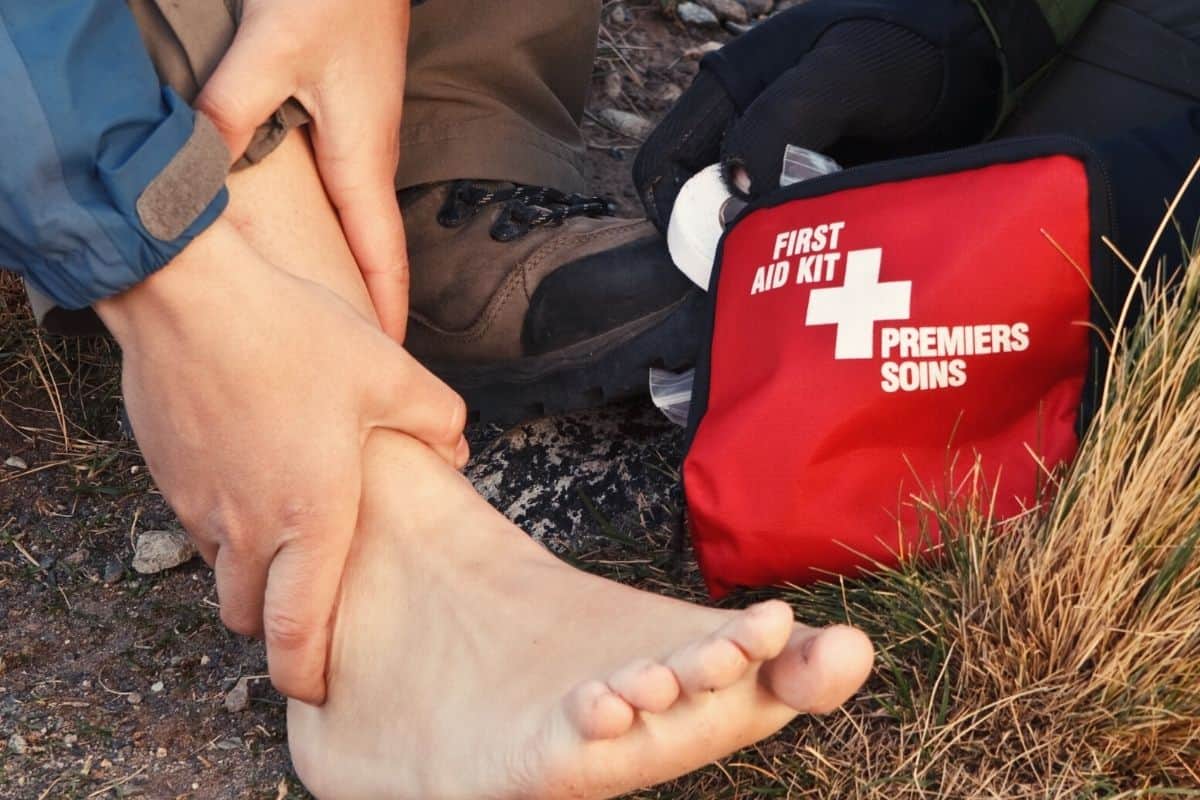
left=401, top=181, right=703, bottom=423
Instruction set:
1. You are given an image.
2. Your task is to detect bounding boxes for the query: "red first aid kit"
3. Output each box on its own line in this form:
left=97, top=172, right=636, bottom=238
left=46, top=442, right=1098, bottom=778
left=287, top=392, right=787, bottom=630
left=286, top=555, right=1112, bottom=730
left=683, top=138, right=1118, bottom=596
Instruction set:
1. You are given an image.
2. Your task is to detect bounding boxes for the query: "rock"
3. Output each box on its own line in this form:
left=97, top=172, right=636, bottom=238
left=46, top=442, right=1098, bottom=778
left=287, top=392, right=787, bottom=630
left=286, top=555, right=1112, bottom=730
left=224, top=677, right=251, bottom=713
left=103, top=558, right=124, bottom=585
left=676, top=2, right=719, bottom=26
left=597, top=108, right=653, bottom=139
left=659, top=83, right=685, bottom=104
left=132, top=530, right=197, bottom=575
left=698, top=0, right=748, bottom=23
left=3, top=456, right=27, bottom=470
left=199, top=654, right=211, bottom=667
left=126, top=692, right=142, bottom=706
left=684, top=40, right=724, bottom=59
left=465, top=402, right=684, bottom=554
left=604, top=71, right=623, bottom=101
left=738, top=0, right=774, bottom=15
left=63, top=549, right=87, bottom=567
left=150, top=681, right=164, bottom=693
left=8, top=733, right=26, bottom=755
left=608, top=2, right=630, bottom=24
left=155, top=746, right=167, bottom=759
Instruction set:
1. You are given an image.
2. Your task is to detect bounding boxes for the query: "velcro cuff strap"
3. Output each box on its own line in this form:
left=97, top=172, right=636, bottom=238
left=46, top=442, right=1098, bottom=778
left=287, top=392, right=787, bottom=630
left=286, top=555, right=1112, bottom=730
left=138, top=111, right=229, bottom=240
left=98, top=88, right=230, bottom=243
left=684, top=137, right=1114, bottom=596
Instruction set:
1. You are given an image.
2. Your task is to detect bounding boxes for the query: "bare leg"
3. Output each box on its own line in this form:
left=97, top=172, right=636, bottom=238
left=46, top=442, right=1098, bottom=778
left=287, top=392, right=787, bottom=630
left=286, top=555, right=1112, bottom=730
left=224, top=131, right=875, bottom=800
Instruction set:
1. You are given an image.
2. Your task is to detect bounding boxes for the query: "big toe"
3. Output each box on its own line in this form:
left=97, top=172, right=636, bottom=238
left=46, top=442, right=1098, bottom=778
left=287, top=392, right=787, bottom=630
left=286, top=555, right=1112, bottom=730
left=761, top=625, right=874, bottom=714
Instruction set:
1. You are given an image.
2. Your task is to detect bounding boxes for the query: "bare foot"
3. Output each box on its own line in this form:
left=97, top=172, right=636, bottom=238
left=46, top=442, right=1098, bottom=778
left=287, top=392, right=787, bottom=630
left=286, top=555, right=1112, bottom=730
left=287, top=432, right=873, bottom=799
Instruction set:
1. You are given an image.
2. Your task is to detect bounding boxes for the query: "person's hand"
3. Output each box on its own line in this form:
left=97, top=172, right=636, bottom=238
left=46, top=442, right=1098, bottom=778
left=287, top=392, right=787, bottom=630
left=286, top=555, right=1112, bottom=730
left=95, top=218, right=468, bottom=704
left=196, top=0, right=413, bottom=340
left=634, top=0, right=1003, bottom=230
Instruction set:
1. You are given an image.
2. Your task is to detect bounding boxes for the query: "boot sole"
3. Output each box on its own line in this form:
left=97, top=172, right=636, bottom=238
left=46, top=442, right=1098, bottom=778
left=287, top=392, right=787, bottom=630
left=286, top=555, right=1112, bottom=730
left=425, top=291, right=705, bottom=425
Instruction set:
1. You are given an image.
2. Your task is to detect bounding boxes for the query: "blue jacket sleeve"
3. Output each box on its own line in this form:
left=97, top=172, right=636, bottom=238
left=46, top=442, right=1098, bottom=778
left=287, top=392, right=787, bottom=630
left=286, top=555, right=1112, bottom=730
left=0, top=1, right=229, bottom=310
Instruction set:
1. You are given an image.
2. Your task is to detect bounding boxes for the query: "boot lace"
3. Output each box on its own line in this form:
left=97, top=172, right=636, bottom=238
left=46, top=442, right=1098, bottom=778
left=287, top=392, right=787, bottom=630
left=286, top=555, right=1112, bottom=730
left=437, top=181, right=616, bottom=242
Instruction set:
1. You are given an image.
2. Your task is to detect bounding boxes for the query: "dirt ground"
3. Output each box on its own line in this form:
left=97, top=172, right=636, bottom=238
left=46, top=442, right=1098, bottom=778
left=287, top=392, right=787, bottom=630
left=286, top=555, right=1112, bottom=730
left=0, top=4, right=754, bottom=798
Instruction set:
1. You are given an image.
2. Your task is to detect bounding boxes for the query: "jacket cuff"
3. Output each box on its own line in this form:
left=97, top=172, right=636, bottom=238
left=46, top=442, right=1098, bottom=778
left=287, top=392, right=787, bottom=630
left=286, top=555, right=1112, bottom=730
left=26, top=89, right=229, bottom=310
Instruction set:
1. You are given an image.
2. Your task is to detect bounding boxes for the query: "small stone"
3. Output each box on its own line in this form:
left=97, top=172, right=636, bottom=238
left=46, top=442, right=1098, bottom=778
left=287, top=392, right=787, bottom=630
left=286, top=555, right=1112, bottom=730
left=103, top=558, right=124, bottom=585
left=8, top=733, right=27, bottom=754
left=659, top=83, right=685, bottom=104
left=126, top=692, right=142, bottom=706
left=597, top=108, right=653, bottom=139
left=199, top=655, right=211, bottom=667
left=604, top=71, right=623, bottom=100
left=4, top=456, right=27, bottom=470
left=132, top=530, right=197, bottom=575
left=608, top=2, right=630, bottom=24
left=63, top=734, right=77, bottom=746
left=150, top=681, right=164, bottom=693
left=155, top=746, right=167, bottom=759
left=698, top=0, right=748, bottom=23
left=684, top=40, right=724, bottom=59
left=224, top=677, right=251, bottom=713
left=215, top=737, right=242, bottom=751
left=676, top=2, right=719, bottom=26
left=63, top=549, right=87, bottom=567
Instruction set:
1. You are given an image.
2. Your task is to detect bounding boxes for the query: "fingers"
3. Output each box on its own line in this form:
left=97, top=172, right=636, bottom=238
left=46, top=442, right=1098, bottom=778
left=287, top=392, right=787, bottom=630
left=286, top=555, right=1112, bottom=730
left=260, top=478, right=362, bottom=705
left=633, top=70, right=736, bottom=232
left=196, top=21, right=298, bottom=163
left=721, top=62, right=844, bottom=199
left=367, top=339, right=469, bottom=470
left=309, top=93, right=411, bottom=343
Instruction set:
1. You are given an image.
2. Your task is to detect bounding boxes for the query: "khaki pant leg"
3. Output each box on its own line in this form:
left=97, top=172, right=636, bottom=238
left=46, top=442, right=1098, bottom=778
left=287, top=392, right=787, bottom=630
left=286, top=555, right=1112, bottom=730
left=396, top=0, right=602, bottom=193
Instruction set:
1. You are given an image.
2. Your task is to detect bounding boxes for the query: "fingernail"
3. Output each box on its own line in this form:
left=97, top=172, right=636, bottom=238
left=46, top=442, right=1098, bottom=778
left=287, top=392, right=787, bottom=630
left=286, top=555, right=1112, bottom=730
left=455, top=436, right=470, bottom=469
left=733, top=167, right=751, bottom=194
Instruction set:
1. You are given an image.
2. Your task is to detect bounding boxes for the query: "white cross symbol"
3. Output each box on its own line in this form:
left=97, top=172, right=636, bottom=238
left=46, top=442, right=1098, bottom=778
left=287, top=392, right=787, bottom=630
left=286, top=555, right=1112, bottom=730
left=805, top=248, right=911, bottom=360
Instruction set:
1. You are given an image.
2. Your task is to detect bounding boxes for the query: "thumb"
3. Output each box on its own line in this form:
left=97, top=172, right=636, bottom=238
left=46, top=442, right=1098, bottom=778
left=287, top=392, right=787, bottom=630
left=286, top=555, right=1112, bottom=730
left=634, top=69, right=735, bottom=232
left=311, top=95, right=411, bottom=342
left=367, top=336, right=469, bottom=470
left=261, top=473, right=360, bottom=704
left=196, top=24, right=298, bottom=163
